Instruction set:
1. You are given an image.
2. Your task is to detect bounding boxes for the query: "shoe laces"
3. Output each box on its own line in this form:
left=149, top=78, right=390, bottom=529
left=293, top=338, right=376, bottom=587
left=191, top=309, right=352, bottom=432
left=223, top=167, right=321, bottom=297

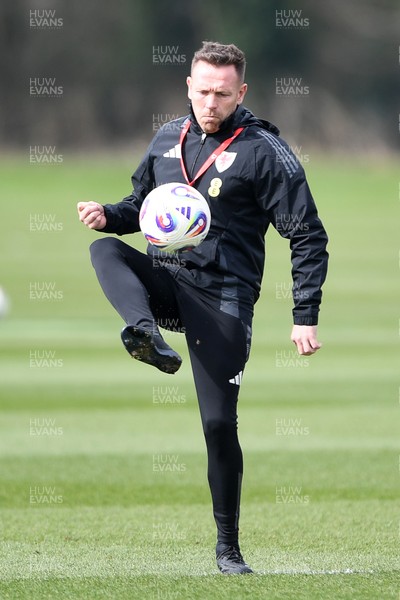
left=218, top=546, right=244, bottom=564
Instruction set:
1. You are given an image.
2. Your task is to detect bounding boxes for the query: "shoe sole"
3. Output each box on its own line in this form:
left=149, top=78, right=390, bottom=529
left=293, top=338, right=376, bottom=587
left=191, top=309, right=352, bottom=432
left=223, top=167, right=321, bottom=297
left=217, top=565, right=254, bottom=575
left=121, top=326, right=182, bottom=375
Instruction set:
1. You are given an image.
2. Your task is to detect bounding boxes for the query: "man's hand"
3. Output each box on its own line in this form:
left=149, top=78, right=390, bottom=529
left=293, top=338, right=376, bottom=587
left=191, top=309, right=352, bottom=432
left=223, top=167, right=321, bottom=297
left=291, top=325, right=322, bottom=356
left=77, top=201, right=106, bottom=230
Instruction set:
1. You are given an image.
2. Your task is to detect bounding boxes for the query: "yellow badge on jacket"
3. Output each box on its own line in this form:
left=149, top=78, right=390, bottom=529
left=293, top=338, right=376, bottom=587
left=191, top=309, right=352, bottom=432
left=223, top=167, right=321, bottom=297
left=208, top=178, right=222, bottom=198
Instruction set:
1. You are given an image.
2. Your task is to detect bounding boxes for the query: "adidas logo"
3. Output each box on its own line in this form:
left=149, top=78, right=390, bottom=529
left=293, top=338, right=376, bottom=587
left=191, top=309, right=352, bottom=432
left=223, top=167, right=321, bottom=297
left=163, top=144, right=181, bottom=159
left=229, top=371, right=243, bottom=386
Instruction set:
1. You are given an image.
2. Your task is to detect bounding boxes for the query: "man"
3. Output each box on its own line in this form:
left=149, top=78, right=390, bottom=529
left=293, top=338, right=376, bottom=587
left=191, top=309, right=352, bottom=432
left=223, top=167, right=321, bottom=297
left=78, top=41, right=328, bottom=574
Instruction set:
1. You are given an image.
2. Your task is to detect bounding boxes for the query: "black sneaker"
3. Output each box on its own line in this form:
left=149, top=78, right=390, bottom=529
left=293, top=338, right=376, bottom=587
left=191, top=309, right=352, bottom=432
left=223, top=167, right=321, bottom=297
left=216, top=544, right=254, bottom=575
left=121, top=325, right=182, bottom=375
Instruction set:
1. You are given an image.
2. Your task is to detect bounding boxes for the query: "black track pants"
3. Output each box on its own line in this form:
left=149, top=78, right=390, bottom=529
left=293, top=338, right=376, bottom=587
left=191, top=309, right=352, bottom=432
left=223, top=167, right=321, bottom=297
left=90, top=237, right=250, bottom=545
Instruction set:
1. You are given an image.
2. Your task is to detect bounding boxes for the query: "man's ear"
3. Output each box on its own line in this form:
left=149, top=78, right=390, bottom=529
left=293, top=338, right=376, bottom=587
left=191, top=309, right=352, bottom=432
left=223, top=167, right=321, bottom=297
left=186, top=76, right=192, bottom=100
left=237, top=83, right=248, bottom=105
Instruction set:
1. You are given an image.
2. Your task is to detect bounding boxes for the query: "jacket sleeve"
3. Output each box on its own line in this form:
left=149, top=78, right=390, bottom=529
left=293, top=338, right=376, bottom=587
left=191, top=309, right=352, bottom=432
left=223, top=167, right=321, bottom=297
left=98, top=133, right=159, bottom=236
left=255, top=143, right=329, bottom=325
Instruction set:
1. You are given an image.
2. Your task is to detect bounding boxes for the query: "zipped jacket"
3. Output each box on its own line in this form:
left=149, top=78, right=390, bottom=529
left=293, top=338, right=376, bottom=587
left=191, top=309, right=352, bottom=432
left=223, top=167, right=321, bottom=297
left=101, top=105, right=328, bottom=325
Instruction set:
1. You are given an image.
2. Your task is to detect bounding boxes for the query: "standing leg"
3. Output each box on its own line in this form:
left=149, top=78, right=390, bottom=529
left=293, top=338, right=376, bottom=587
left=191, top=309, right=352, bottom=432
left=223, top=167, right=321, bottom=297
left=176, top=287, right=253, bottom=573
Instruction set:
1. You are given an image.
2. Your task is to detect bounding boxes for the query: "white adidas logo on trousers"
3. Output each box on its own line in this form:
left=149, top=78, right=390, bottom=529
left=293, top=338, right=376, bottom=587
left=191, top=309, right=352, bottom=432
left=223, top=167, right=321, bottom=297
left=229, top=371, right=243, bottom=386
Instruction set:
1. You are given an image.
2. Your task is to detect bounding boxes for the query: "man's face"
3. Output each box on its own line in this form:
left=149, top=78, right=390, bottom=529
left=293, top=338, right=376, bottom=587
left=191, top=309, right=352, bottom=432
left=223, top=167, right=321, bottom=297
left=187, top=61, right=247, bottom=134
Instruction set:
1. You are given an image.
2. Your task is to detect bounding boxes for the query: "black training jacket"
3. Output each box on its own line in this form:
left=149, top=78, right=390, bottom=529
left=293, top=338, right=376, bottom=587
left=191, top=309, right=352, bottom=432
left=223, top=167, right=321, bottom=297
left=101, top=105, right=328, bottom=326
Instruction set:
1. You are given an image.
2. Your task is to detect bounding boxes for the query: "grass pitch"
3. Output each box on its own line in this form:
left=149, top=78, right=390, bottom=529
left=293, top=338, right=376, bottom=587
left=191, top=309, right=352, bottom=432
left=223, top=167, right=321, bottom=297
left=0, top=155, right=398, bottom=599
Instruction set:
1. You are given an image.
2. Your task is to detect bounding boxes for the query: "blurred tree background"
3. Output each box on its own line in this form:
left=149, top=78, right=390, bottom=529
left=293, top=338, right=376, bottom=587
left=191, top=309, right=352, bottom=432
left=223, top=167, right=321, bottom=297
left=0, top=0, right=398, bottom=153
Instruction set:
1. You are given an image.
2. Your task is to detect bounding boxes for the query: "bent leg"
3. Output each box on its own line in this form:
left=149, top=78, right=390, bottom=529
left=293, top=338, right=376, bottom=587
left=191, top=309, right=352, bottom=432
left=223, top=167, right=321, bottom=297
left=89, top=237, right=181, bottom=331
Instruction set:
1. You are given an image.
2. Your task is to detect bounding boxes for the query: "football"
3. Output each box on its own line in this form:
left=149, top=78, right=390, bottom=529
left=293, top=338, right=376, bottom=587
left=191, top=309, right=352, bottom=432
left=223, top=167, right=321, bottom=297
left=139, top=183, right=211, bottom=254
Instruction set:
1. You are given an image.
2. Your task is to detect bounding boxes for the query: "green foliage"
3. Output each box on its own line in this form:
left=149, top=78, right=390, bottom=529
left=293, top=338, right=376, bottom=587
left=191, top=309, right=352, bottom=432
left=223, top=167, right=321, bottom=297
left=0, top=1, right=398, bottom=149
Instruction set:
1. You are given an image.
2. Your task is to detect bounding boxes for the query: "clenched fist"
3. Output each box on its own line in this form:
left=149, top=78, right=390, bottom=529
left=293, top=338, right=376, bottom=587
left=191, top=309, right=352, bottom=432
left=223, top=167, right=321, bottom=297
left=77, top=201, right=107, bottom=230
left=291, top=325, right=322, bottom=356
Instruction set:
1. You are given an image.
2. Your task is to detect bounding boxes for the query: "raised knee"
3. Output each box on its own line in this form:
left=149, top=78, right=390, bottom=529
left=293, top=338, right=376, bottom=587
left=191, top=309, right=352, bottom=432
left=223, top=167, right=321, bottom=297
left=89, top=237, right=120, bottom=263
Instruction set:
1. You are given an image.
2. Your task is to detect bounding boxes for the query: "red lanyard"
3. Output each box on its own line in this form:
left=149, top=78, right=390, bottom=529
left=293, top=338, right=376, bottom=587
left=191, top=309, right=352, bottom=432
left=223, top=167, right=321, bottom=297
left=179, top=119, right=244, bottom=186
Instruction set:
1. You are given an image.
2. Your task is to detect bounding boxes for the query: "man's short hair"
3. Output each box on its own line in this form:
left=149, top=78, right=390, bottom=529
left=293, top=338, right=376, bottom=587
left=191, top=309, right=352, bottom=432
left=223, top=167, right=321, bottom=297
left=191, top=41, right=246, bottom=82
